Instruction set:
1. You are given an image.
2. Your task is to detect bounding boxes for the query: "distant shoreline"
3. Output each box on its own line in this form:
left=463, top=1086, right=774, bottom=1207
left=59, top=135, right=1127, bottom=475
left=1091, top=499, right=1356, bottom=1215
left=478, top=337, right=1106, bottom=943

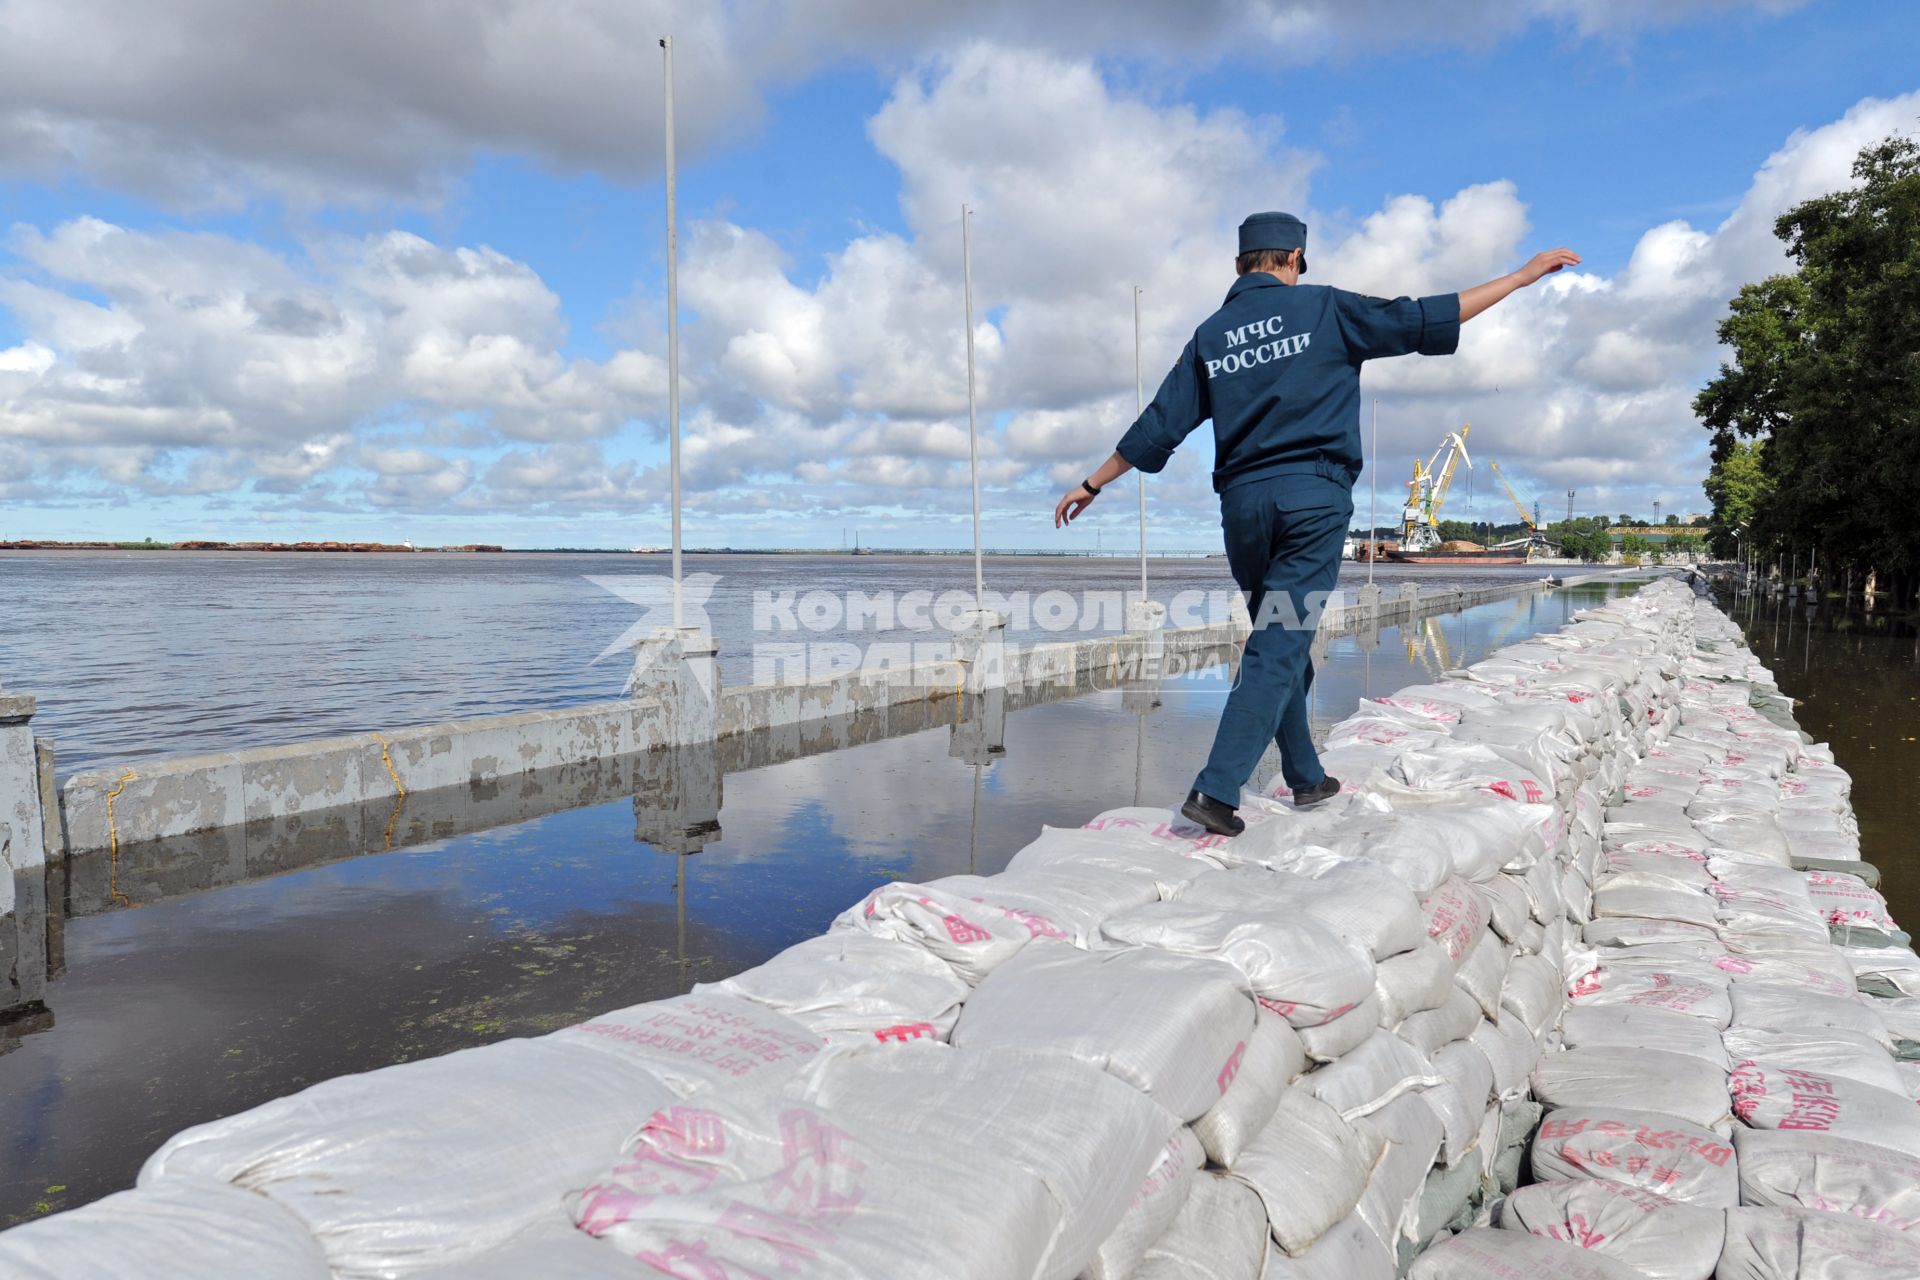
left=0, top=541, right=1230, bottom=558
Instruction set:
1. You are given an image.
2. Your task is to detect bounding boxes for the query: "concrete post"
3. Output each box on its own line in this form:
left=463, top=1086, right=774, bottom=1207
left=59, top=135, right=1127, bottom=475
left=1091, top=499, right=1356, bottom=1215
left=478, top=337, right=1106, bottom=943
left=629, top=626, right=722, bottom=747
left=952, top=609, right=1009, bottom=696
left=1399, top=582, right=1420, bottom=618
left=35, top=739, right=64, bottom=980
left=632, top=736, right=722, bottom=856
left=0, top=693, right=50, bottom=1016
left=949, top=686, right=1006, bottom=767
left=1124, top=599, right=1166, bottom=684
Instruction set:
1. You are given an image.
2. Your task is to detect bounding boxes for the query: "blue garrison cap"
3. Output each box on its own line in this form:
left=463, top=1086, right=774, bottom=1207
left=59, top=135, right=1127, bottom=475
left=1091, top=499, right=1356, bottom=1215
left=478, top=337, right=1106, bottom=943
left=1238, top=212, right=1307, bottom=255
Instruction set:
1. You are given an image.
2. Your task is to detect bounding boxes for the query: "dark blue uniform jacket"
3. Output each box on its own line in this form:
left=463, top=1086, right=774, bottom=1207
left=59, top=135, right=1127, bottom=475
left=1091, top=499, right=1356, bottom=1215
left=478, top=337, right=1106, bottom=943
left=1116, top=274, right=1461, bottom=494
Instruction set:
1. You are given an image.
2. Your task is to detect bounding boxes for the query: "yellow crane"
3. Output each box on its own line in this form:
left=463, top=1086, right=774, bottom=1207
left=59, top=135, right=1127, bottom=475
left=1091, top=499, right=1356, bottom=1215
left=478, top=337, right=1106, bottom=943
left=1488, top=460, right=1535, bottom=531
left=1399, top=425, right=1473, bottom=552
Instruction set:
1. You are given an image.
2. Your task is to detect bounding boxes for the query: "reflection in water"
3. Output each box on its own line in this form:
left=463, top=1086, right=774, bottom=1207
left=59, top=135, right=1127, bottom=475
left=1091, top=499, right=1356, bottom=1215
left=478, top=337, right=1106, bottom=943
left=1, top=583, right=1637, bottom=1224
left=1722, top=587, right=1920, bottom=927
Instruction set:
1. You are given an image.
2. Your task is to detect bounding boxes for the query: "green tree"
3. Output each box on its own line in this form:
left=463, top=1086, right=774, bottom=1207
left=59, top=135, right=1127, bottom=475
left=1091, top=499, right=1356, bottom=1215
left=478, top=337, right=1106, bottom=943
left=1664, top=513, right=1680, bottom=527
left=1701, top=439, right=1773, bottom=559
left=1619, top=533, right=1651, bottom=566
left=1695, top=136, right=1920, bottom=605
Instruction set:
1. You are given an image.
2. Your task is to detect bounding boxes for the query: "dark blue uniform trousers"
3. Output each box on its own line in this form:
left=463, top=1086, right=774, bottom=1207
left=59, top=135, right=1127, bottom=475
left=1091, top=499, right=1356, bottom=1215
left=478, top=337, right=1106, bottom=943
left=1194, top=470, right=1353, bottom=807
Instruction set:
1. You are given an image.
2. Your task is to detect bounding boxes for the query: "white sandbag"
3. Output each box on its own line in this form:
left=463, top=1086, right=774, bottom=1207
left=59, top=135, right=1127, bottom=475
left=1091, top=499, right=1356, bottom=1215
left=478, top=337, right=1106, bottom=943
left=1582, top=916, right=1722, bottom=948
left=1423, top=1041, right=1495, bottom=1167
left=1721, top=1027, right=1907, bottom=1095
left=1804, top=871, right=1899, bottom=934
left=554, top=992, right=828, bottom=1091
left=1452, top=928, right=1509, bottom=1020
left=1260, top=1209, right=1394, bottom=1280
left=1591, top=881, right=1717, bottom=928
left=1353, top=1092, right=1445, bottom=1251
left=1565, top=961, right=1733, bottom=1027
left=1297, top=991, right=1381, bottom=1062
left=1102, top=897, right=1373, bottom=1030
left=1499, top=1179, right=1723, bottom=1280
left=1498, top=952, right=1564, bottom=1039
left=1082, top=1128, right=1206, bottom=1280
left=1559, top=1004, right=1729, bottom=1070
left=931, top=867, right=1164, bottom=947
left=1712, top=950, right=1860, bottom=1000
left=1300, top=811, right=1453, bottom=894
left=1717, top=1206, right=1920, bottom=1280
left=1375, top=942, right=1456, bottom=1025
left=1530, top=1107, right=1739, bottom=1206
left=140, top=1037, right=682, bottom=1277
left=1133, top=1174, right=1271, bottom=1280
left=804, top=1043, right=1182, bottom=1280
left=1842, top=946, right=1920, bottom=998
left=1728, top=984, right=1892, bottom=1050
left=1398, top=987, right=1482, bottom=1056
left=1421, top=878, right=1491, bottom=967
left=1731, top=1060, right=1920, bottom=1161
left=1195, top=1011, right=1307, bottom=1166
left=712, top=930, right=969, bottom=1044
left=832, top=879, right=1039, bottom=983
left=1303, top=1030, right=1443, bottom=1122
left=1012, top=824, right=1220, bottom=897
left=1231, top=1085, right=1386, bottom=1255
left=0, top=1180, right=333, bottom=1280
left=1531, top=1050, right=1731, bottom=1132
left=1408, top=1226, right=1649, bottom=1279
left=953, top=945, right=1256, bottom=1121
left=1472, top=875, right=1534, bottom=944
left=1468, top=1014, right=1540, bottom=1100
left=1177, top=865, right=1425, bottom=961
left=1736, top=1129, right=1920, bottom=1231
left=573, top=1088, right=1060, bottom=1280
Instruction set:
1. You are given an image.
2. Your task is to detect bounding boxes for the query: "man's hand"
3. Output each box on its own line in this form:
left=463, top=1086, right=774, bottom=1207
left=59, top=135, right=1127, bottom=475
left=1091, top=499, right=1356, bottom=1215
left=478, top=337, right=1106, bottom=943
left=1054, top=483, right=1096, bottom=528
left=1461, top=247, right=1582, bottom=322
left=1515, top=247, right=1582, bottom=286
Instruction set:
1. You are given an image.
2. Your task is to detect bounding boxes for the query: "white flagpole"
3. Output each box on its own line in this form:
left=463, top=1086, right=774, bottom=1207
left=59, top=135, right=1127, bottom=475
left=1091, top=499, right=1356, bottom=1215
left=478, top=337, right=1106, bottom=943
left=1367, top=398, right=1378, bottom=586
left=1134, top=284, right=1147, bottom=603
left=963, top=203, right=983, bottom=606
left=660, top=36, right=683, bottom=629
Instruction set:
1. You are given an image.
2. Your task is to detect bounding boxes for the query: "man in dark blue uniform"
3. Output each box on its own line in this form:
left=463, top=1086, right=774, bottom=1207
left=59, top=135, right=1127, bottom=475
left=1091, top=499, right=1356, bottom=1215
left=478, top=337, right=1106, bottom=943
left=1055, top=212, right=1578, bottom=836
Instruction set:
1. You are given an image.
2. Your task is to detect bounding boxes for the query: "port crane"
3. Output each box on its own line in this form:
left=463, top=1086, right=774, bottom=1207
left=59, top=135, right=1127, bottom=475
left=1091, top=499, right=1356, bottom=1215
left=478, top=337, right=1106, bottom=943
left=1399, top=425, right=1473, bottom=552
left=1487, top=460, right=1550, bottom=558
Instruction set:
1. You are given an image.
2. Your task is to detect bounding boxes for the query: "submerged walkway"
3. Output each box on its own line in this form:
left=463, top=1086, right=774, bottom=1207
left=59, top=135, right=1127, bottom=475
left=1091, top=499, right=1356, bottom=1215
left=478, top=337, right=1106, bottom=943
left=4, top=577, right=1913, bottom=1279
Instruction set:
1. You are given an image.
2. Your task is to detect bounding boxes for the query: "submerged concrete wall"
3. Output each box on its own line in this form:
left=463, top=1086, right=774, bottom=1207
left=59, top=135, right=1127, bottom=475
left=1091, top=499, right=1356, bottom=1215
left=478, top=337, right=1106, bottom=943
left=52, top=570, right=1646, bottom=860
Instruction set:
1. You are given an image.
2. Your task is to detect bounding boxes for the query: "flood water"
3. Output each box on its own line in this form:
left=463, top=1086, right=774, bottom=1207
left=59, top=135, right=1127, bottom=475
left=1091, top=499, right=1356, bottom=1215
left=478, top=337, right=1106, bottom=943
left=1, top=550, right=1561, bottom=775
left=1722, top=587, right=1920, bottom=928
left=0, top=580, right=1640, bottom=1224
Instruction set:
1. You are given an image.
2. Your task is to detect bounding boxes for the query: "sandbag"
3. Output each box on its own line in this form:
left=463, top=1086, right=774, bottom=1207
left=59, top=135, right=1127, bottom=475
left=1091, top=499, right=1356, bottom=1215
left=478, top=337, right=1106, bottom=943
left=1530, top=1106, right=1739, bottom=1205
left=1194, top=1011, right=1307, bottom=1166
left=1558, top=1004, right=1729, bottom=1070
left=1398, top=987, right=1482, bottom=1056
left=1735, top=1128, right=1920, bottom=1231
left=1500, top=1179, right=1723, bottom=1280
left=1468, top=1014, right=1540, bottom=1100
left=1421, top=878, right=1490, bottom=967
left=1452, top=927, right=1509, bottom=1020
left=0, top=1180, right=333, bottom=1280
left=1353, top=1092, right=1445, bottom=1255
left=804, top=1043, right=1182, bottom=1280
left=1730, top=1060, right=1920, bottom=1162
left=1422, top=1041, right=1495, bottom=1167
left=1498, top=952, right=1563, bottom=1039
left=1259, top=1209, right=1394, bottom=1280
left=1082, top=1128, right=1206, bottom=1280
left=1010, top=825, right=1219, bottom=897
left=1298, top=991, right=1381, bottom=1062
left=1728, top=983, right=1892, bottom=1050
left=953, top=945, right=1255, bottom=1122
left=1133, top=1174, right=1270, bottom=1280
left=833, top=879, right=1033, bottom=982
left=573, top=1088, right=1061, bottom=1279
left=931, top=866, right=1164, bottom=948
left=409, top=1220, right=653, bottom=1279
left=1408, top=1226, right=1649, bottom=1279
left=1374, top=943, right=1457, bottom=1025
left=1101, top=897, right=1373, bottom=1030
left=1303, top=1030, right=1443, bottom=1121
left=1231, top=1085, right=1386, bottom=1255
left=140, top=1036, right=684, bottom=1277
left=1176, top=864, right=1425, bottom=962
left=1717, top=1206, right=1920, bottom=1280
left=553, top=992, right=828, bottom=1091
left=711, top=930, right=969, bottom=1044
left=1530, top=1047, right=1731, bottom=1131
left=1721, top=1027, right=1908, bottom=1095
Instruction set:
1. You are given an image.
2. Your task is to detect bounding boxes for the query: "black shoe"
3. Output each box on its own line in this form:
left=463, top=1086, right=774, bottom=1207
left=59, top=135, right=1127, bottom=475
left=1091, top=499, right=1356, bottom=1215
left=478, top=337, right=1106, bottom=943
left=1181, top=789, right=1245, bottom=837
left=1292, top=775, right=1341, bottom=809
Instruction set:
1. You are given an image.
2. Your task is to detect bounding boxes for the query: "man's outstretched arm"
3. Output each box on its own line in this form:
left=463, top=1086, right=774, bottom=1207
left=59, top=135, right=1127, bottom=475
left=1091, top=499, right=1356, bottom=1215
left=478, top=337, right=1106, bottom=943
left=1459, top=248, right=1582, bottom=322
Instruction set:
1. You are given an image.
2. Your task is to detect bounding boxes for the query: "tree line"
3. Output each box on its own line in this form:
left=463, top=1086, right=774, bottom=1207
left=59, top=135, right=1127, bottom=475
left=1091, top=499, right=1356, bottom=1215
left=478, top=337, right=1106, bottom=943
left=1697, top=135, right=1920, bottom=608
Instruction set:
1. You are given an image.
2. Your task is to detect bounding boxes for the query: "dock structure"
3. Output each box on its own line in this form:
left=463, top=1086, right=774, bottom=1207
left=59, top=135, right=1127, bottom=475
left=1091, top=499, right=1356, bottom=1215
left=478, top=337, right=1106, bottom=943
left=4, top=575, right=1915, bottom=1277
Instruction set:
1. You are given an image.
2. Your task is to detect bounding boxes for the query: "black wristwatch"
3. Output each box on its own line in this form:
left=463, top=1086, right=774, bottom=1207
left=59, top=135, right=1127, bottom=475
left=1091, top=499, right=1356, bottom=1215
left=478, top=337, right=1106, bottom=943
left=1081, top=477, right=1102, bottom=497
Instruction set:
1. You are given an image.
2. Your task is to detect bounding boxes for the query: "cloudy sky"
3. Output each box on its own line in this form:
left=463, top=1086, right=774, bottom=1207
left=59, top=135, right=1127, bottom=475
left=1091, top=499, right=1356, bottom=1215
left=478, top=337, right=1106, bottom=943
left=1, top=0, right=1916, bottom=549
